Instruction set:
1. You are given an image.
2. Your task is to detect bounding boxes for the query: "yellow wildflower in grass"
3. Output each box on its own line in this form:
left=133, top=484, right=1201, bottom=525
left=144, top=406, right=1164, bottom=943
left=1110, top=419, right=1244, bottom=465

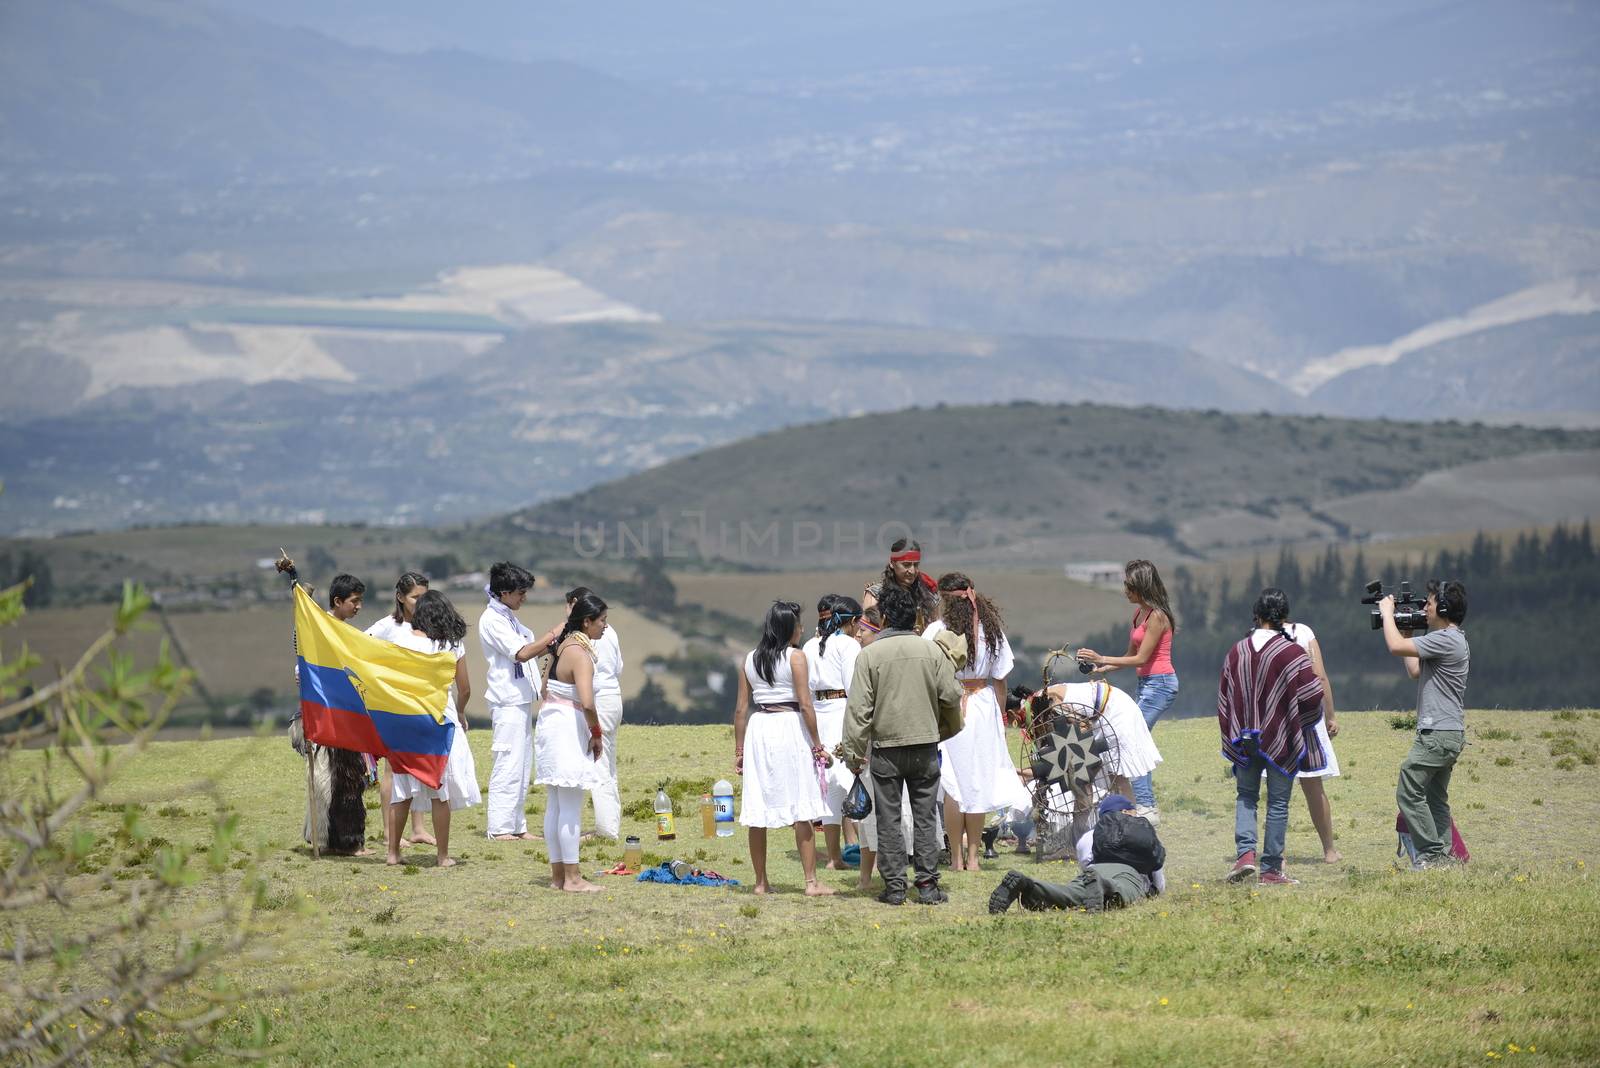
left=507, top=920, right=515, bottom=928
left=1159, top=997, right=1169, bottom=1006
left=406, top=958, right=415, bottom=965
left=1507, top=1044, right=1520, bottom=1053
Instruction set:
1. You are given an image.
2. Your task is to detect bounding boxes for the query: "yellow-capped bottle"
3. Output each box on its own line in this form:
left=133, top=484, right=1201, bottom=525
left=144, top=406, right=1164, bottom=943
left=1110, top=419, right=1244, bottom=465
left=655, top=787, right=676, bottom=841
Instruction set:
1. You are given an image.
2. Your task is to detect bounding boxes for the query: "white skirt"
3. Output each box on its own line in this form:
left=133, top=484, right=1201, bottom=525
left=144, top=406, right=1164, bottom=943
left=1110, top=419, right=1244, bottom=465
left=739, top=709, right=829, bottom=828
left=1099, top=695, right=1163, bottom=781
left=940, top=686, right=1032, bottom=815
left=391, top=706, right=481, bottom=811
left=813, top=699, right=852, bottom=823
left=1298, top=715, right=1342, bottom=779
left=534, top=697, right=613, bottom=790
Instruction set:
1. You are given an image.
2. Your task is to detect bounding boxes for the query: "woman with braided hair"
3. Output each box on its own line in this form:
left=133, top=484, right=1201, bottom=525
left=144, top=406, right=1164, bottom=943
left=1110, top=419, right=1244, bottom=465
left=863, top=538, right=940, bottom=633
left=802, top=594, right=864, bottom=869
left=535, top=591, right=613, bottom=893
left=923, top=573, right=1031, bottom=871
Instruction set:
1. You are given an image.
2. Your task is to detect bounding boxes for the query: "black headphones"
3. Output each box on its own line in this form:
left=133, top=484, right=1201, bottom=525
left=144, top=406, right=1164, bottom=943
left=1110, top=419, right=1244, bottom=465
left=1433, top=580, right=1453, bottom=619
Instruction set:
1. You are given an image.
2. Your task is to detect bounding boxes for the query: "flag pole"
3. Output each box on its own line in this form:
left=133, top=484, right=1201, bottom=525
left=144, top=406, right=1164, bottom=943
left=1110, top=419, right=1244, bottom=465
left=278, top=551, right=322, bottom=859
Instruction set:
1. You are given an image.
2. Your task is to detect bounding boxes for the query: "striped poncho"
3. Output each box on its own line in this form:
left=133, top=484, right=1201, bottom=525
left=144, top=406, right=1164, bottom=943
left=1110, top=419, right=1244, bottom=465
left=1217, top=630, right=1327, bottom=775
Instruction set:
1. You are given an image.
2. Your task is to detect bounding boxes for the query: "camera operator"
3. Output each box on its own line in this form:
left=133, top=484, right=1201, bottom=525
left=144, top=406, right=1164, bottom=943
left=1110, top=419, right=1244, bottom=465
left=1378, top=579, right=1470, bottom=870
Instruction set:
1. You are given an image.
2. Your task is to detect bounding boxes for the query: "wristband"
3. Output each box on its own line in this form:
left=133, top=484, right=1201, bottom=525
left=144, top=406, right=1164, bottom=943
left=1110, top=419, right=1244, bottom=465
left=590, top=724, right=602, bottom=738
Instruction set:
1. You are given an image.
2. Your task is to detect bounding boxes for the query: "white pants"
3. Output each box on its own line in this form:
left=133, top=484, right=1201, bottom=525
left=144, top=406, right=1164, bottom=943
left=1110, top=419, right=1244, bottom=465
left=486, top=703, right=533, bottom=837
left=590, top=692, right=624, bottom=839
left=545, top=785, right=585, bottom=864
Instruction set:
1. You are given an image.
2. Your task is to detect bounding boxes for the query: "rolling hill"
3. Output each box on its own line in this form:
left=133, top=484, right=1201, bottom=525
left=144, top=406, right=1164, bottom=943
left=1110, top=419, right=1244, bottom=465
left=494, top=402, right=1600, bottom=568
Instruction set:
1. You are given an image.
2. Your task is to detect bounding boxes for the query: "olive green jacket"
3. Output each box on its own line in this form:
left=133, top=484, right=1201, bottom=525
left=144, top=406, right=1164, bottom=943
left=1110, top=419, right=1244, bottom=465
left=842, top=630, right=964, bottom=767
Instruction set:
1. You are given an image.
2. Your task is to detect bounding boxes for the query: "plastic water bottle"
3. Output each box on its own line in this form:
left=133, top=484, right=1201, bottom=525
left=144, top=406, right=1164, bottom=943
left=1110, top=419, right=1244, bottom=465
left=700, top=794, right=716, bottom=838
left=655, top=787, right=676, bottom=840
left=713, top=778, right=735, bottom=837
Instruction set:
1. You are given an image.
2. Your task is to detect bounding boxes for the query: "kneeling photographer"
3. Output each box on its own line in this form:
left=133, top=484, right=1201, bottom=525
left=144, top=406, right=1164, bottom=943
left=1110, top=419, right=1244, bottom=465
left=1376, top=579, right=1470, bottom=869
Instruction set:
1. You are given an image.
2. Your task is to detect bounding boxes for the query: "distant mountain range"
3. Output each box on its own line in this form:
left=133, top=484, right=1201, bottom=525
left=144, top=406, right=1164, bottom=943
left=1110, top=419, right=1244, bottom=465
left=0, top=319, right=1300, bottom=535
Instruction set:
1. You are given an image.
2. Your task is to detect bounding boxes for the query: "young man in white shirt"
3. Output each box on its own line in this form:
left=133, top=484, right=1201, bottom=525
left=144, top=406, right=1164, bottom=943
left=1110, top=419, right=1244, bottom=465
left=480, top=563, right=563, bottom=840
left=568, top=586, right=625, bottom=839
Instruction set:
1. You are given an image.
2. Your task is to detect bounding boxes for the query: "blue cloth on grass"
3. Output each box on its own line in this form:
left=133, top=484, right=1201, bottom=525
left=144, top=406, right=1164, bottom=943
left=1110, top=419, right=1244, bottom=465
left=636, top=863, right=740, bottom=887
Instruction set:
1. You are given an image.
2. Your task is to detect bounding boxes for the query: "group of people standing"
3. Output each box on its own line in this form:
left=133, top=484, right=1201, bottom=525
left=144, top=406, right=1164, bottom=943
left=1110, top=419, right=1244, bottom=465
left=291, top=561, right=627, bottom=889
left=291, top=535, right=1472, bottom=908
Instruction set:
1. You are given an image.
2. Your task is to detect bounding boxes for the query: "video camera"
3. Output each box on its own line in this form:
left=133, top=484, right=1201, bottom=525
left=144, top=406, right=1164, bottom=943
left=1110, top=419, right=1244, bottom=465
left=1362, top=579, right=1428, bottom=631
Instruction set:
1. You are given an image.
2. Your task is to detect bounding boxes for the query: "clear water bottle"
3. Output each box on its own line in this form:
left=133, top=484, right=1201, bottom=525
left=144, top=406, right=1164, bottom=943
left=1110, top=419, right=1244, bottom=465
left=713, top=778, right=735, bottom=837
left=655, top=786, right=676, bottom=841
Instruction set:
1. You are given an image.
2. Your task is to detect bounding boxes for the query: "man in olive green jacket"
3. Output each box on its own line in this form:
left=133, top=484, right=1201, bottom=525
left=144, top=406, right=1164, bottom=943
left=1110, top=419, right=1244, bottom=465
left=843, top=585, right=964, bottom=905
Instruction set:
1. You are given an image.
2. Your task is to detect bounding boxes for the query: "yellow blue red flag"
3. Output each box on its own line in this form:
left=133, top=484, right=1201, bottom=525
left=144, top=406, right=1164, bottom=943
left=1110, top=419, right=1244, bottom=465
left=292, top=584, right=456, bottom=789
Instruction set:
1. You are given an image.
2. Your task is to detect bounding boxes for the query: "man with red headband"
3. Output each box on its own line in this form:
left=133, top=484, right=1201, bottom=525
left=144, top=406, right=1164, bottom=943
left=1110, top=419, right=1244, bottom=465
left=863, top=538, right=941, bottom=633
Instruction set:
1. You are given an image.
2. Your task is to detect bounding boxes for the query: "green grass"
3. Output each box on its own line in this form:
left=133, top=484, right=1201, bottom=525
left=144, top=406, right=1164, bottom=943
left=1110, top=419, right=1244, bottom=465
left=6, top=710, right=1599, bottom=1066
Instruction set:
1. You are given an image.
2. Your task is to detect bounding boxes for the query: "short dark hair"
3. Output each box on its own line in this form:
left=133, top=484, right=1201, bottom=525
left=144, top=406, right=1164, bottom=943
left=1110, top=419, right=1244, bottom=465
left=1428, top=579, right=1468, bottom=623
left=328, top=574, right=365, bottom=608
left=489, top=561, right=535, bottom=597
left=878, top=584, right=917, bottom=631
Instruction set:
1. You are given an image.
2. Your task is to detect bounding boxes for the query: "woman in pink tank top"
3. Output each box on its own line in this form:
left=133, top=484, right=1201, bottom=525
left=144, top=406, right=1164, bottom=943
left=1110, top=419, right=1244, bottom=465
left=1076, top=560, right=1179, bottom=822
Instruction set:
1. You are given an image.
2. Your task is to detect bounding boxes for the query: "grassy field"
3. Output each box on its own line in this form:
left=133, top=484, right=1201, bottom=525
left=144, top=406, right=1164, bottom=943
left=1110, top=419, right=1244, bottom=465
left=6, top=708, right=1598, bottom=1066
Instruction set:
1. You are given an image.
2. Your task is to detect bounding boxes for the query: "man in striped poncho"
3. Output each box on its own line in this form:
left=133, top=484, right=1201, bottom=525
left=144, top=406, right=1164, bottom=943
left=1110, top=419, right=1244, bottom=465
left=1217, top=588, right=1327, bottom=886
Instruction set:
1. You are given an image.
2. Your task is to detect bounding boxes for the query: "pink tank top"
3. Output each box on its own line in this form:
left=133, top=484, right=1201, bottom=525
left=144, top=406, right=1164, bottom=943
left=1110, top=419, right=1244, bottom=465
left=1131, top=608, right=1174, bottom=677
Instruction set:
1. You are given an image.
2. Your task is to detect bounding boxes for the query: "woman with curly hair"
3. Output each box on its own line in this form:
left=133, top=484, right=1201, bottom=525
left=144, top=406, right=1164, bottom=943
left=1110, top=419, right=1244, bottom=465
left=924, top=573, right=1031, bottom=870
left=387, top=589, right=480, bottom=868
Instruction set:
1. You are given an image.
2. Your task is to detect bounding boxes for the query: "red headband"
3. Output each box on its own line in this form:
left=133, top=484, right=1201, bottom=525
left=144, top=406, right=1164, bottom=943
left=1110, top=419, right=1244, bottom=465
left=889, top=549, right=922, bottom=563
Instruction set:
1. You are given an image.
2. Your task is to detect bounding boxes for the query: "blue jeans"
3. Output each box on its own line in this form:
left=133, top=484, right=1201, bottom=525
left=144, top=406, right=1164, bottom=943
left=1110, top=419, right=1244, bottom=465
left=1130, top=672, right=1178, bottom=808
left=1234, top=755, right=1294, bottom=873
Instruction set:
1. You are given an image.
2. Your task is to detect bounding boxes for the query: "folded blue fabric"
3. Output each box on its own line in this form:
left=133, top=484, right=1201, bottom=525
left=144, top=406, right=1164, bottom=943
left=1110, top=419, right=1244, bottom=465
left=636, top=862, right=741, bottom=887
left=841, top=843, right=861, bottom=868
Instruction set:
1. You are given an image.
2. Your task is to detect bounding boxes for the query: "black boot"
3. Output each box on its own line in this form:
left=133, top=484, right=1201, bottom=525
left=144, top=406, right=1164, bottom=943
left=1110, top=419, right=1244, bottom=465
left=981, top=825, right=1000, bottom=859
left=988, top=870, right=1030, bottom=914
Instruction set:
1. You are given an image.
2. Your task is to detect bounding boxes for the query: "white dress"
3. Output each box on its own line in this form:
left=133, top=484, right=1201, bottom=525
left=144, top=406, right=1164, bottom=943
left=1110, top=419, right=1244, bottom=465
left=1049, top=681, right=1163, bottom=780
left=534, top=678, right=613, bottom=790
left=388, top=633, right=481, bottom=811
left=802, top=631, right=861, bottom=824
left=739, top=649, right=829, bottom=829
left=924, top=621, right=1032, bottom=815
left=1285, top=623, right=1340, bottom=778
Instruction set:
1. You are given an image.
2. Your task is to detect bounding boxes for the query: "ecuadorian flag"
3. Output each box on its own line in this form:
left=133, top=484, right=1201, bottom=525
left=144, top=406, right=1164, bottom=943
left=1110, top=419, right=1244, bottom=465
left=293, top=584, right=457, bottom=789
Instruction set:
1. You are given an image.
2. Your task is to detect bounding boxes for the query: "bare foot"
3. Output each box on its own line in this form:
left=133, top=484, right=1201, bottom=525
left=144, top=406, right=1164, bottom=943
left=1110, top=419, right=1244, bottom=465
left=856, top=883, right=874, bottom=893
left=399, top=837, right=415, bottom=847
left=1324, top=850, right=1343, bottom=864
left=562, top=878, right=602, bottom=893
left=515, top=832, right=539, bottom=841
left=411, top=830, right=437, bottom=846
left=548, top=880, right=564, bottom=890
left=804, top=881, right=837, bottom=897
left=752, top=883, right=772, bottom=895
left=491, top=834, right=521, bottom=841
left=352, top=847, right=375, bottom=857
left=386, top=855, right=403, bottom=866
left=437, top=856, right=458, bottom=868
left=824, top=860, right=847, bottom=871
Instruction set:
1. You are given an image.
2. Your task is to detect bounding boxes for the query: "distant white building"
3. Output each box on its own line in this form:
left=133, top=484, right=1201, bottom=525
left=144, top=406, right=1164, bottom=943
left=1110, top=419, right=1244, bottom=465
left=1063, top=561, right=1125, bottom=588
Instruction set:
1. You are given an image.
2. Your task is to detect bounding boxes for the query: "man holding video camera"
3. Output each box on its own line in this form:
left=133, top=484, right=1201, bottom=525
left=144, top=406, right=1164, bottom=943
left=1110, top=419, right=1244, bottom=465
left=1378, top=579, right=1470, bottom=869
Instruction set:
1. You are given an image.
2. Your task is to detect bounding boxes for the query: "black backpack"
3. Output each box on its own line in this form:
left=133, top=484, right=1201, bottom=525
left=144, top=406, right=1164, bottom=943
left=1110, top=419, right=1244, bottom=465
left=1092, top=810, right=1166, bottom=875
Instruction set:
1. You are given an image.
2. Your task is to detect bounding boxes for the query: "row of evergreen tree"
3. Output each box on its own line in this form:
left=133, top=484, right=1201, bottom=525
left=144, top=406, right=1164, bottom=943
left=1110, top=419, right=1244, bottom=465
left=1078, top=522, right=1596, bottom=713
